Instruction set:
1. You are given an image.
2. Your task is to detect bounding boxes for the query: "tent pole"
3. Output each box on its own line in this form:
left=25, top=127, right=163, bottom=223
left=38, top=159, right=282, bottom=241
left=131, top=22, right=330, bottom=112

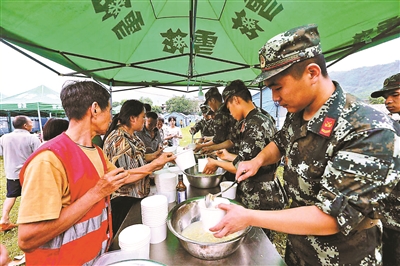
left=37, top=102, right=43, bottom=138
left=109, top=80, right=113, bottom=115
left=7, top=111, right=12, bottom=133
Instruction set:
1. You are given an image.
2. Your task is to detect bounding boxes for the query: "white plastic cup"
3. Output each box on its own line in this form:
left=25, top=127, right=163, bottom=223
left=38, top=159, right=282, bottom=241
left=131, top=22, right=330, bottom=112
left=219, top=181, right=238, bottom=199
left=199, top=197, right=230, bottom=232
left=163, top=146, right=177, bottom=154
left=174, top=149, right=196, bottom=170
left=197, top=158, right=208, bottom=173
left=149, top=223, right=167, bottom=244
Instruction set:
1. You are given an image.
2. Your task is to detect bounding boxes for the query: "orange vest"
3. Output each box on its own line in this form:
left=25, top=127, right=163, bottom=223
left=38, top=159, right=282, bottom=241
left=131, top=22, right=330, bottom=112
left=20, top=133, right=113, bottom=265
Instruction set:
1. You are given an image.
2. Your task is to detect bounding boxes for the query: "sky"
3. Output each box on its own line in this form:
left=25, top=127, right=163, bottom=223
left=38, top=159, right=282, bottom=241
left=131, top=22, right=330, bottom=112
left=0, top=38, right=399, bottom=104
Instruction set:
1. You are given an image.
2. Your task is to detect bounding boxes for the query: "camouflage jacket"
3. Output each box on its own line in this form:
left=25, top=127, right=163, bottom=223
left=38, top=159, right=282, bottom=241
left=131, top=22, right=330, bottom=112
left=192, top=118, right=215, bottom=137
left=381, top=118, right=400, bottom=231
left=274, top=82, right=400, bottom=265
left=212, top=105, right=237, bottom=144
left=233, top=107, right=277, bottom=182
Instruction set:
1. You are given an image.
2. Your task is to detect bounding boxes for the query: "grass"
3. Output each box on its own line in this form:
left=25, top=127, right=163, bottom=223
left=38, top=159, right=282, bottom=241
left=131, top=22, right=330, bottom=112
left=0, top=124, right=286, bottom=261
left=0, top=157, right=24, bottom=261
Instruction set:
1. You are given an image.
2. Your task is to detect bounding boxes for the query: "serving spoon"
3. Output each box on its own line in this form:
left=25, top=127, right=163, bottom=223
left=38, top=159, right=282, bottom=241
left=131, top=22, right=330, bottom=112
left=204, top=180, right=238, bottom=208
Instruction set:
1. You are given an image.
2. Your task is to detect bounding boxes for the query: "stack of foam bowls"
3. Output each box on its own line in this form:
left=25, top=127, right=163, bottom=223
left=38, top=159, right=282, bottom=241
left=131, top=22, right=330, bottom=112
left=118, top=224, right=151, bottom=259
left=141, top=195, right=168, bottom=244
left=155, top=172, right=177, bottom=203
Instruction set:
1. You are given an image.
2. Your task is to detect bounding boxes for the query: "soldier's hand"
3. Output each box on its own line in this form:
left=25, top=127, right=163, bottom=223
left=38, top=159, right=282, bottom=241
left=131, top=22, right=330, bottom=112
left=210, top=203, right=249, bottom=238
left=215, top=149, right=229, bottom=161
left=193, top=143, right=202, bottom=152
left=235, top=161, right=258, bottom=182
left=201, top=146, right=215, bottom=154
left=203, top=158, right=217, bottom=174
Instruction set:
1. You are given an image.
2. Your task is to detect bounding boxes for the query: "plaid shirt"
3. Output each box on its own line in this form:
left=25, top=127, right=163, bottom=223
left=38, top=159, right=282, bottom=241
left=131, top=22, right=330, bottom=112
left=103, top=126, right=150, bottom=199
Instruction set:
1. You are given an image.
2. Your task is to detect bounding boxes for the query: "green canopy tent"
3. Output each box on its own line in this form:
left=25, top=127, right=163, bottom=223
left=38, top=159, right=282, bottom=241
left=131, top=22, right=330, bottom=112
left=0, top=85, right=65, bottom=132
left=0, top=0, right=399, bottom=94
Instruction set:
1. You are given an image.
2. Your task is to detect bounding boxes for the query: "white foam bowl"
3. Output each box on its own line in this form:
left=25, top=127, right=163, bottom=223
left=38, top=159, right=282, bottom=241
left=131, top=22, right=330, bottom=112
left=119, top=224, right=151, bottom=251
left=141, top=195, right=168, bottom=208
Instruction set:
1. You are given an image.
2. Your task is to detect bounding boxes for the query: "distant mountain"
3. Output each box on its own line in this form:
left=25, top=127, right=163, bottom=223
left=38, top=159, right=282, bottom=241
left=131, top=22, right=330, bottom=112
left=329, top=60, right=399, bottom=100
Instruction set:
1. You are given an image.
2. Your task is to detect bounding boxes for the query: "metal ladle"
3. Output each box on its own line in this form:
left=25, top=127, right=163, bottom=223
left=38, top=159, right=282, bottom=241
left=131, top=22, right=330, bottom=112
left=204, top=180, right=238, bottom=208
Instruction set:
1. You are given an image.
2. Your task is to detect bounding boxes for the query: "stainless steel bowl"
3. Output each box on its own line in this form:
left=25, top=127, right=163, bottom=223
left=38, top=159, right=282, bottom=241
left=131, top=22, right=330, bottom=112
left=184, top=165, right=225, bottom=188
left=167, top=197, right=251, bottom=260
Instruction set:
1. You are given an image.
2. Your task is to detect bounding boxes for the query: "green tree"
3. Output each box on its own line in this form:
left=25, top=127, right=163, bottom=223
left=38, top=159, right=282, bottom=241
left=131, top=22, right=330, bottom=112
left=112, top=101, right=120, bottom=108
left=139, top=97, right=153, bottom=106
left=165, top=95, right=198, bottom=114
left=152, top=105, right=162, bottom=114
left=368, top=96, right=385, bottom=104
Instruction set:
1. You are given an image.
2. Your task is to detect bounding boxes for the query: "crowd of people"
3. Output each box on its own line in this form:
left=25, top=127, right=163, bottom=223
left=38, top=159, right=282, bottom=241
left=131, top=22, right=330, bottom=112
left=0, top=23, right=399, bottom=265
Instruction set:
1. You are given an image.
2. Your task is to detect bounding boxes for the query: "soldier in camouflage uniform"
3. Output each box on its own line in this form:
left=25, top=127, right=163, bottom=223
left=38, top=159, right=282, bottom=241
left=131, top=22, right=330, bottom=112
left=371, top=73, right=400, bottom=265
left=210, top=24, right=400, bottom=265
left=203, top=80, right=286, bottom=214
left=194, top=87, right=238, bottom=154
left=189, top=104, right=215, bottom=137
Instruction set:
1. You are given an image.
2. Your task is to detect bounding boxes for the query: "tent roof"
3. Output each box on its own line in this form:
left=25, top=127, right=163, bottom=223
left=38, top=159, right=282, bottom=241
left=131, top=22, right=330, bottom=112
left=0, top=1, right=399, bottom=91
left=0, top=85, right=64, bottom=115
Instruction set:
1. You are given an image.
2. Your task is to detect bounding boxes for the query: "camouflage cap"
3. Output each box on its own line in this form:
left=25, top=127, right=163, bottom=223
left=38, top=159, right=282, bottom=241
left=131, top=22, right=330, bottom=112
left=203, top=87, right=221, bottom=105
left=221, top=80, right=249, bottom=111
left=371, top=73, right=400, bottom=98
left=222, top=80, right=248, bottom=103
left=251, top=24, right=322, bottom=85
left=200, top=104, right=210, bottom=114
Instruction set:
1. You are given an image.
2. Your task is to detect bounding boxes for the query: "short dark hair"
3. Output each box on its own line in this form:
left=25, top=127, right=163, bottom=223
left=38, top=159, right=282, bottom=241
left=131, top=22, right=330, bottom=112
left=12, top=116, right=29, bottom=129
left=283, top=54, right=328, bottom=80
left=225, top=80, right=252, bottom=103
left=42, top=118, right=69, bottom=141
left=168, top=116, right=176, bottom=122
left=60, top=81, right=110, bottom=120
left=157, top=117, right=164, bottom=123
left=146, top=111, right=158, bottom=120
left=144, top=103, right=152, bottom=112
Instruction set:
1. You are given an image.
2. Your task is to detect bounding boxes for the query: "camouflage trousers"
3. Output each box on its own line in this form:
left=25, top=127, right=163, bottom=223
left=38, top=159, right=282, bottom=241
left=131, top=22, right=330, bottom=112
left=383, top=227, right=400, bottom=266
left=285, top=226, right=382, bottom=266
left=236, top=178, right=286, bottom=211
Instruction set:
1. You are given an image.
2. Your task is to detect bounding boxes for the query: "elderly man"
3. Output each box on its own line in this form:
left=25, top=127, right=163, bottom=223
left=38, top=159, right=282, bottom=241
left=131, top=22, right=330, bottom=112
left=17, top=81, right=174, bottom=265
left=0, top=115, right=41, bottom=232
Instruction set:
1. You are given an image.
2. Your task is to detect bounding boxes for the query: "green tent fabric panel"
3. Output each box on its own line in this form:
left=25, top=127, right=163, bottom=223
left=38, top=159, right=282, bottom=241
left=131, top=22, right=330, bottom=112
left=0, top=85, right=64, bottom=115
left=0, top=0, right=399, bottom=88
